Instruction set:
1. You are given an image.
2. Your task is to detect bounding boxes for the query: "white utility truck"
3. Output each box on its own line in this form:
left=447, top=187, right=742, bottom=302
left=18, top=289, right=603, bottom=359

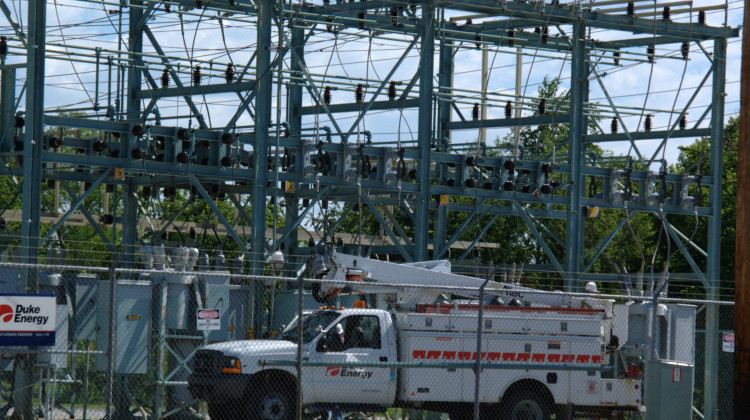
left=188, top=253, right=695, bottom=420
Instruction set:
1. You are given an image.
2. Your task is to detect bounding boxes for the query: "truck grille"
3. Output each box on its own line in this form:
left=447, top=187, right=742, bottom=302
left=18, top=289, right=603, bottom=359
left=193, top=350, right=224, bottom=376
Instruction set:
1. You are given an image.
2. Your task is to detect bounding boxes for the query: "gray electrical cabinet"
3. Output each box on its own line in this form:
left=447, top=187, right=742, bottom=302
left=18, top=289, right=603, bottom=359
left=162, top=273, right=194, bottom=330
left=38, top=304, right=69, bottom=368
left=203, top=275, right=230, bottom=341
left=227, top=284, right=251, bottom=340
left=669, top=304, right=696, bottom=364
left=73, top=274, right=99, bottom=340
left=0, top=267, right=19, bottom=293
left=96, top=280, right=151, bottom=374
left=646, top=360, right=694, bottom=420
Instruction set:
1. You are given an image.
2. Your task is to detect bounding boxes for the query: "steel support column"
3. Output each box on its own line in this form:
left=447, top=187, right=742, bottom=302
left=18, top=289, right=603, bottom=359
left=250, top=0, right=272, bottom=334
left=704, top=36, right=726, bottom=420
left=564, top=22, right=586, bottom=291
left=16, top=0, right=45, bottom=415
left=0, top=66, right=15, bottom=150
left=415, top=5, right=435, bottom=262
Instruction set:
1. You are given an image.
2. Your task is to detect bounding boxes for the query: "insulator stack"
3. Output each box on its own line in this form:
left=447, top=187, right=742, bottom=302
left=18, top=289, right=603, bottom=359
left=542, top=26, right=549, bottom=44
left=161, top=68, right=170, bottom=88
left=358, top=12, right=366, bottom=30
left=611, top=118, right=618, bottom=134
left=355, top=83, right=364, bottom=102
left=627, top=2, right=635, bottom=15
left=662, top=6, right=670, bottom=21
left=472, top=103, right=480, bottom=121
left=465, top=178, right=476, bottom=189
left=473, top=247, right=480, bottom=258
left=466, top=18, right=473, bottom=26
left=222, top=132, right=233, bottom=145
left=132, top=148, right=144, bottom=159
left=0, top=36, right=7, bottom=56
left=164, top=3, right=170, bottom=12
left=645, top=115, right=652, bottom=132
left=505, top=101, right=512, bottom=118
left=681, top=42, right=689, bottom=59
left=538, top=99, right=546, bottom=115
left=390, top=7, right=398, bottom=26
left=221, top=155, right=232, bottom=167
left=507, top=30, right=515, bottom=47
left=698, top=10, right=706, bottom=25
left=388, top=81, right=397, bottom=101
left=324, top=86, right=332, bottom=104
left=647, top=46, right=654, bottom=63
left=48, top=136, right=62, bottom=149
left=93, top=140, right=107, bottom=152
left=225, top=64, right=234, bottom=83
left=679, top=115, right=687, bottom=130
left=193, top=65, right=201, bottom=86
left=195, top=0, right=202, bottom=8
left=326, top=17, right=334, bottom=32
left=534, top=27, right=541, bottom=35
left=475, top=34, right=482, bottom=49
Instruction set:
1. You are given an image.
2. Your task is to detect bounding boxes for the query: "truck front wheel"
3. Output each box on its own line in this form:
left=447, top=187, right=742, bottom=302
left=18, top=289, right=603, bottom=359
left=252, top=383, right=294, bottom=420
left=500, top=391, right=551, bottom=420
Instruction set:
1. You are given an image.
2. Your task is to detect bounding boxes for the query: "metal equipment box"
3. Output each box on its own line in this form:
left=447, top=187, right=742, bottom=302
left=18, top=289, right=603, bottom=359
left=203, top=275, right=230, bottom=341
left=645, top=360, right=694, bottom=419
left=73, top=274, right=99, bottom=340
left=38, top=304, right=69, bottom=368
left=96, top=280, right=151, bottom=374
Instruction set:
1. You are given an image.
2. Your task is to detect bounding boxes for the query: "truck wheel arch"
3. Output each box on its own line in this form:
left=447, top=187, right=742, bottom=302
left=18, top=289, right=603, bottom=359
left=499, top=378, right=554, bottom=408
left=249, top=369, right=298, bottom=397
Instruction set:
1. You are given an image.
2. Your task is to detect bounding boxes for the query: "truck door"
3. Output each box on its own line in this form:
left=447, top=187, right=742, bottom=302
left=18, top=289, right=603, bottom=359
left=310, top=313, right=394, bottom=406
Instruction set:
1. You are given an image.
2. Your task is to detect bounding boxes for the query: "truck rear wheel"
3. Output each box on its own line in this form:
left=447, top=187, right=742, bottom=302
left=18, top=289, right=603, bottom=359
left=252, top=383, right=294, bottom=420
left=500, top=391, right=551, bottom=420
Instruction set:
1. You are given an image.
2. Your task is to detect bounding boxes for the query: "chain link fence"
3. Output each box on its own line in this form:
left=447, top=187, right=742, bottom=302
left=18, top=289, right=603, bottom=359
left=0, top=256, right=734, bottom=420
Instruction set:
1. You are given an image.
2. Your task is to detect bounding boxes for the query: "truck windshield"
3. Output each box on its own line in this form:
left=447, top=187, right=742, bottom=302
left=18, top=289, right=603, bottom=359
left=278, top=310, right=340, bottom=343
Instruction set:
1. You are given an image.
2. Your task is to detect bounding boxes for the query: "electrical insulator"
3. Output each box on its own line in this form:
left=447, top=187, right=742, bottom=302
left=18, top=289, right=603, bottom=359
left=542, top=26, right=549, bottom=44
left=473, top=247, right=480, bottom=258
left=326, top=17, right=333, bottom=33
left=647, top=46, right=654, bottom=63
left=662, top=6, right=670, bottom=20
left=540, top=184, right=552, bottom=195
left=131, top=148, right=144, bottom=159
left=176, top=151, right=188, bottom=163
left=321, top=200, right=328, bottom=210
left=358, top=12, right=365, bottom=30
left=611, top=117, right=618, bottom=134
left=483, top=181, right=493, bottom=190
left=324, top=86, right=332, bottom=105
left=225, top=64, right=234, bottom=83
left=390, top=7, right=398, bottom=26
left=0, top=36, right=7, bottom=56
left=195, top=0, right=202, bottom=8
left=465, top=178, right=476, bottom=189
left=538, top=98, right=546, bottom=115
left=161, top=231, right=169, bottom=241
left=132, top=124, right=144, bottom=137
left=679, top=115, right=687, bottom=130
left=475, top=34, right=482, bottom=49
left=466, top=18, right=473, bottom=26
left=472, top=103, right=480, bottom=121
left=193, top=65, right=201, bottom=86
left=541, top=162, right=553, bottom=174
left=93, top=140, right=107, bottom=152
left=307, top=238, right=315, bottom=247
left=221, top=132, right=233, bottom=144
left=221, top=155, right=232, bottom=167
left=681, top=42, right=689, bottom=59
left=507, top=30, right=515, bottom=47
left=164, top=3, right=170, bottom=12
left=15, top=116, right=24, bottom=128
left=645, top=115, right=652, bottom=132
left=613, top=51, right=620, bottom=66
left=99, top=214, right=114, bottom=225
left=355, top=83, right=364, bottom=102
left=408, top=168, right=417, bottom=180
left=505, top=101, right=512, bottom=118
left=48, top=136, right=62, bottom=149
left=504, top=160, right=515, bottom=172
left=161, top=68, right=170, bottom=88
left=466, top=156, right=477, bottom=167
left=189, top=227, right=197, bottom=240
left=302, top=198, right=310, bottom=207
left=698, top=10, right=706, bottom=25
left=534, top=27, right=540, bottom=35
left=388, top=81, right=397, bottom=101
left=178, top=128, right=190, bottom=141
left=627, top=2, right=635, bottom=15
left=503, top=181, right=514, bottom=191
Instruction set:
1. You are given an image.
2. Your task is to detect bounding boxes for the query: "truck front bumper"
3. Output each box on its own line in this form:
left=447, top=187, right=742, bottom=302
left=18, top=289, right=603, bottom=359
left=187, top=374, right=250, bottom=402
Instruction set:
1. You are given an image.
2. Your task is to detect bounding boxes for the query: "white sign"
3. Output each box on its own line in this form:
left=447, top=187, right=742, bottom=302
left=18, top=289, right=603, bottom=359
left=0, top=294, right=56, bottom=346
left=672, top=367, right=682, bottom=383
left=197, top=309, right=221, bottom=331
left=723, top=333, right=735, bottom=353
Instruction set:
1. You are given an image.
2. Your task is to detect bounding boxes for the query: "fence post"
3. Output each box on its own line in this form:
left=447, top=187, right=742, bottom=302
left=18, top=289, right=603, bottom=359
left=474, top=278, right=490, bottom=420
left=106, top=252, right=125, bottom=419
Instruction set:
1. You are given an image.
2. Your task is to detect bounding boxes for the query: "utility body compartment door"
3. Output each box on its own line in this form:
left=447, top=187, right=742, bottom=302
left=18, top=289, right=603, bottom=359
left=309, top=311, right=396, bottom=406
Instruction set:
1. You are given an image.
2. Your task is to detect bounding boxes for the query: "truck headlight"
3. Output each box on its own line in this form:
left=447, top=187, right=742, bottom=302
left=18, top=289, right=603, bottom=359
left=221, top=356, right=242, bottom=374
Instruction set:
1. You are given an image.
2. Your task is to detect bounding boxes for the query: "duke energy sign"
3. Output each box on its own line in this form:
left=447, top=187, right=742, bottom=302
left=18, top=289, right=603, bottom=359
left=0, top=294, right=56, bottom=346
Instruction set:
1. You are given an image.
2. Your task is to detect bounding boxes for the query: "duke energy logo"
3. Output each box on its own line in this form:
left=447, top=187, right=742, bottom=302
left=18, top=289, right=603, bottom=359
left=0, top=305, right=12, bottom=322
left=0, top=304, right=50, bottom=325
left=325, top=366, right=373, bottom=379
